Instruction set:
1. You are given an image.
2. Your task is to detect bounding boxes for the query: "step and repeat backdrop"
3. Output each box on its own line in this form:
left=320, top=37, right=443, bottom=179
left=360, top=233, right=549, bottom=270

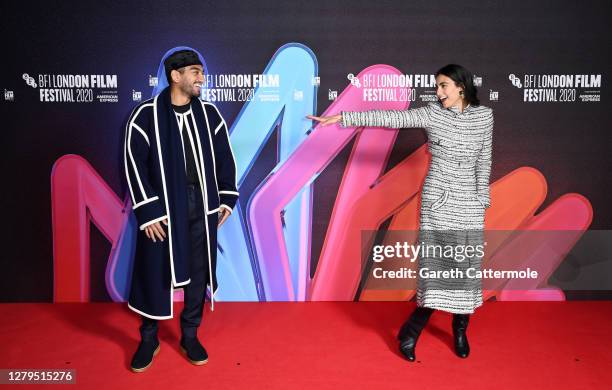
left=2, top=1, right=610, bottom=303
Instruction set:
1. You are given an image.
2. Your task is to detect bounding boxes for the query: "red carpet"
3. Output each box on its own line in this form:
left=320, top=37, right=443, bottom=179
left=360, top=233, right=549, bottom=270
left=1, top=302, right=611, bottom=389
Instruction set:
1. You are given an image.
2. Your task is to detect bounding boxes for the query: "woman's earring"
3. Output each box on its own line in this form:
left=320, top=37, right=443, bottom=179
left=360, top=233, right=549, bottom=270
left=459, top=91, right=464, bottom=96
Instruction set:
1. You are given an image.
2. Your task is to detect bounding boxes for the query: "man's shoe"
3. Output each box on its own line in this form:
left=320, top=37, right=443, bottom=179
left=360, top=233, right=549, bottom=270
left=130, top=339, right=160, bottom=373
left=180, top=337, right=208, bottom=365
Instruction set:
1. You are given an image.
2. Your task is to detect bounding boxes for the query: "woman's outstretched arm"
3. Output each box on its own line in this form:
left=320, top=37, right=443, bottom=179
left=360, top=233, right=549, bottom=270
left=341, top=107, right=431, bottom=128
left=307, top=106, right=431, bottom=129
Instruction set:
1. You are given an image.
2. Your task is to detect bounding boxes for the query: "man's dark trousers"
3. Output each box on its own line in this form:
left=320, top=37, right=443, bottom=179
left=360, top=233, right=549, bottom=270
left=140, top=183, right=214, bottom=341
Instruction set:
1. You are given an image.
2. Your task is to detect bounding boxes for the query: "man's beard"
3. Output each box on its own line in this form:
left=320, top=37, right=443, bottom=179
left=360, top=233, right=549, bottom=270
left=181, top=82, right=200, bottom=98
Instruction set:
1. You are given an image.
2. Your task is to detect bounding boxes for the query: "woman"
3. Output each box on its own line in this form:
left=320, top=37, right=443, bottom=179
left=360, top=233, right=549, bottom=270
left=308, top=64, right=494, bottom=361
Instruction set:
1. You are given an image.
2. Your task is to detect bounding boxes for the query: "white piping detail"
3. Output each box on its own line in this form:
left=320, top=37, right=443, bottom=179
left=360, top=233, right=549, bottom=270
left=219, top=204, right=233, bottom=214
left=207, top=207, right=220, bottom=215
left=124, top=102, right=154, bottom=205
left=192, top=105, right=216, bottom=311
left=128, top=302, right=172, bottom=320
left=204, top=214, right=214, bottom=311
left=203, top=103, right=236, bottom=309
left=133, top=196, right=159, bottom=210
left=128, top=125, right=149, bottom=201
left=219, top=119, right=238, bottom=187
left=176, top=113, right=187, bottom=171
left=124, top=124, right=135, bottom=205
left=132, top=122, right=150, bottom=146
left=153, top=95, right=181, bottom=287
left=200, top=104, right=220, bottom=199
left=203, top=102, right=228, bottom=131
left=214, top=121, right=223, bottom=135
left=204, top=102, right=237, bottom=187
left=219, top=190, right=239, bottom=196
left=139, top=215, right=167, bottom=231
left=127, top=277, right=189, bottom=320
left=174, top=278, right=191, bottom=287
left=225, top=126, right=238, bottom=187
left=184, top=113, right=205, bottom=188
left=131, top=103, right=155, bottom=124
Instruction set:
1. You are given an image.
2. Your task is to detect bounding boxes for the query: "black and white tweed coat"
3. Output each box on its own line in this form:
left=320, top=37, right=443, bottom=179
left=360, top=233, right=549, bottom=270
left=341, top=101, right=494, bottom=313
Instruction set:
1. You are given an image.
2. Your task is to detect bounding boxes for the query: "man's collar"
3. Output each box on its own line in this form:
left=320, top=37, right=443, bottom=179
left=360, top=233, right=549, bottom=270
left=172, top=101, right=191, bottom=114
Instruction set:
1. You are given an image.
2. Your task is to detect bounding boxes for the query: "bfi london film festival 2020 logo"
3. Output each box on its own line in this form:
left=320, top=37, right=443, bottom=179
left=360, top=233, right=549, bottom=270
left=508, top=73, right=601, bottom=103
left=342, top=72, right=498, bottom=103
left=21, top=73, right=119, bottom=103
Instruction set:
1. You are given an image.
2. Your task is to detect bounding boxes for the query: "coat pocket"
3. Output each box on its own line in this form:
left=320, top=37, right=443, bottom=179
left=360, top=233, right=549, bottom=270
left=476, top=194, right=490, bottom=209
left=430, top=190, right=449, bottom=210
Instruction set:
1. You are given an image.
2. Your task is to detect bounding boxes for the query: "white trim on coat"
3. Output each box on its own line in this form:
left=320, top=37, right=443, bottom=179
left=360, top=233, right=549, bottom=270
left=128, top=125, right=149, bottom=201
left=200, top=102, right=220, bottom=200
left=127, top=278, right=190, bottom=320
left=128, top=302, right=173, bottom=320
left=174, top=278, right=191, bottom=287
left=203, top=101, right=228, bottom=132
left=153, top=94, right=183, bottom=287
left=213, top=121, right=223, bottom=135
left=124, top=130, right=136, bottom=205
left=219, top=204, right=233, bottom=214
left=191, top=104, right=216, bottom=311
left=176, top=113, right=188, bottom=171
left=203, top=101, right=238, bottom=187
left=124, top=103, right=154, bottom=205
left=132, top=122, right=150, bottom=146
left=183, top=113, right=206, bottom=188
left=139, top=215, right=167, bottom=231
left=133, top=196, right=159, bottom=210
left=223, top=125, right=239, bottom=186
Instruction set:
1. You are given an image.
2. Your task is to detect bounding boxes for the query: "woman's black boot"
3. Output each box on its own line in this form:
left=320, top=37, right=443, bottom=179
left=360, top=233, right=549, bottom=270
left=452, top=313, right=470, bottom=358
left=397, top=307, right=434, bottom=362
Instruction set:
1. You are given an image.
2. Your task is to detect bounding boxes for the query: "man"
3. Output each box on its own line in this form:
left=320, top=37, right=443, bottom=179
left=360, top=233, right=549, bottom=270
left=124, top=49, right=239, bottom=372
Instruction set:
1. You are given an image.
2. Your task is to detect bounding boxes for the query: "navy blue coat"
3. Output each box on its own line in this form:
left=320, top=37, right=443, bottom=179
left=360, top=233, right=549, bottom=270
left=124, top=86, right=238, bottom=319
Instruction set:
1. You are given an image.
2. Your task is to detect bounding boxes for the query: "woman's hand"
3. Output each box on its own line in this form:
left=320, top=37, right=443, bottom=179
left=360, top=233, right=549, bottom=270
left=306, top=114, right=342, bottom=126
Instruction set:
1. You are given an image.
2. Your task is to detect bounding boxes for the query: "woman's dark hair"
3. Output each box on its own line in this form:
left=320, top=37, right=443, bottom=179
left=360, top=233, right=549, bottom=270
left=435, top=64, right=480, bottom=106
